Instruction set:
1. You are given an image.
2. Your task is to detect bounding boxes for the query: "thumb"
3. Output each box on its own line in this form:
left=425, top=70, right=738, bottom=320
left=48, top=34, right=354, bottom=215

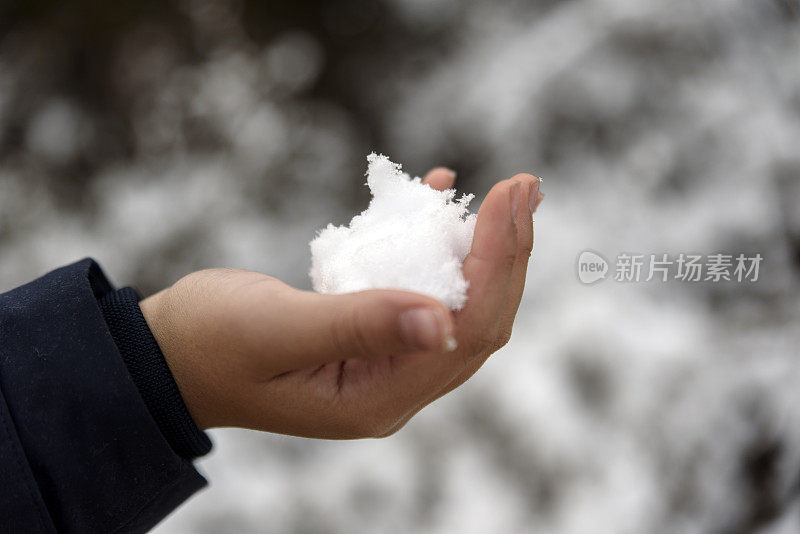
left=268, top=289, right=457, bottom=372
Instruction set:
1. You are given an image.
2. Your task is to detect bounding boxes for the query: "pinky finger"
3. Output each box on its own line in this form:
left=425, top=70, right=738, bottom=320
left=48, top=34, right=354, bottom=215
left=422, top=167, right=457, bottom=191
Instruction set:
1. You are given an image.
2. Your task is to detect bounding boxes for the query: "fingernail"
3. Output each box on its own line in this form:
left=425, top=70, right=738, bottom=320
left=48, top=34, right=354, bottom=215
left=400, top=308, right=451, bottom=351
left=510, top=181, right=521, bottom=220
left=444, top=167, right=457, bottom=179
left=533, top=191, right=544, bottom=212
left=436, top=307, right=458, bottom=352
left=529, top=178, right=541, bottom=213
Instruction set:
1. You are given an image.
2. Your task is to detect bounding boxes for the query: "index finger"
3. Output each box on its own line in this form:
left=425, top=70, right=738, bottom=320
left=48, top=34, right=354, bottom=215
left=379, top=178, right=522, bottom=403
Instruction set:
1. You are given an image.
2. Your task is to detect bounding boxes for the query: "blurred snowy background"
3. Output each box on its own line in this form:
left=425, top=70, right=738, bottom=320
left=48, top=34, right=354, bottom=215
left=2, top=0, right=800, bottom=532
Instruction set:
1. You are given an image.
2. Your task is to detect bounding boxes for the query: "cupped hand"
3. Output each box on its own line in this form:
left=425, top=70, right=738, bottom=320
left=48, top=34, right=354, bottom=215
left=140, top=168, right=542, bottom=438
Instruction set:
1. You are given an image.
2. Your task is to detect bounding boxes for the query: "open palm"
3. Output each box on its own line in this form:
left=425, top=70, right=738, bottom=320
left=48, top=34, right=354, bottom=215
left=141, top=168, right=541, bottom=438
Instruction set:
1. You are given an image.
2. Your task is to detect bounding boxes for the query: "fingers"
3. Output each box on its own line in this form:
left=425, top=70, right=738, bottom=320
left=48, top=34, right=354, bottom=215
left=455, top=179, right=521, bottom=356
left=243, top=287, right=456, bottom=375
left=436, top=175, right=540, bottom=392
left=379, top=178, right=522, bottom=402
left=422, top=167, right=456, bottom=191
left=497, top=175, right=539, bottom=338
left=378, top=175, right=543, bottom=435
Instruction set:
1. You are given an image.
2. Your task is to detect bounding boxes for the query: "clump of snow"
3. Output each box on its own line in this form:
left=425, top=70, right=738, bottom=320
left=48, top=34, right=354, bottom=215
left=310, top=153, right=477, bottom=310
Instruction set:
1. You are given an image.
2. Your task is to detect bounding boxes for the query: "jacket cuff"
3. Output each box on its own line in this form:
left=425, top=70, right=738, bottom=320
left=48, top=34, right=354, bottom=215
left=0, top=258, right=207, bottom=533
left=98, top=287, right=212, bottom=459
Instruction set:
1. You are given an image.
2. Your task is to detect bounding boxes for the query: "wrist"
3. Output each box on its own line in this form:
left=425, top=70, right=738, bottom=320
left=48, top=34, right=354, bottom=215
left=140, top=289, right=211, bottom=431
left=100, top=286, right=212, bottom=457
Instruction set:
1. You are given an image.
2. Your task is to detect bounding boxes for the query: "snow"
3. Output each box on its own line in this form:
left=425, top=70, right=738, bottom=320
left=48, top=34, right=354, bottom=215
left=309, top=153, right=476, bottom=310
left=2, top=0, right=800, bottom=532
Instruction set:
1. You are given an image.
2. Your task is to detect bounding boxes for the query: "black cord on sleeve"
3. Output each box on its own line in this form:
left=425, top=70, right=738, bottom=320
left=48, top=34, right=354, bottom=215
left=98, top=287, right=212, bottom=459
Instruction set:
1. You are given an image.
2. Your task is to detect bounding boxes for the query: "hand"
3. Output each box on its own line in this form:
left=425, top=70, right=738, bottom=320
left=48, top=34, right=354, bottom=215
left=139, top=168, right=542, bottom=438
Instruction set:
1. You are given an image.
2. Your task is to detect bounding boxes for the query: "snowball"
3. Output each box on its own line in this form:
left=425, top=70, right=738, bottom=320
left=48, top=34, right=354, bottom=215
left=310, top=153, right=477, bottom=310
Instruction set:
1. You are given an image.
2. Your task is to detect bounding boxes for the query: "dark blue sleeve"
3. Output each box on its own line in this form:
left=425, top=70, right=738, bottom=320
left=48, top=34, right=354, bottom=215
left=0, top=259, right=209, bottom=533
left=97, top=287, right=212, bottom=460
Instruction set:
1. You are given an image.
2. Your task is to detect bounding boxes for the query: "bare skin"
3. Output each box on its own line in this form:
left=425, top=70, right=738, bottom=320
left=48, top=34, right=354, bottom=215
left=140, top=168, right=542, bottom=438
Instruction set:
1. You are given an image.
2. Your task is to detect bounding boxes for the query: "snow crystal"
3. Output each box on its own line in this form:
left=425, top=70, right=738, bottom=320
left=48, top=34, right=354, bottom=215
left=310, top=153, right=477, bottom=310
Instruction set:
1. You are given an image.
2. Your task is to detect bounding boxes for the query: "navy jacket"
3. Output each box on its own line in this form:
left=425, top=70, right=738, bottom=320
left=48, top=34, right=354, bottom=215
left=0, top=259, right=212, bottom=533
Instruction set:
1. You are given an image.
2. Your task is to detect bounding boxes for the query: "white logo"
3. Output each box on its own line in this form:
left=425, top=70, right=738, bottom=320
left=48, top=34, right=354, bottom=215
left=577, top=250, right=609, bottom=284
